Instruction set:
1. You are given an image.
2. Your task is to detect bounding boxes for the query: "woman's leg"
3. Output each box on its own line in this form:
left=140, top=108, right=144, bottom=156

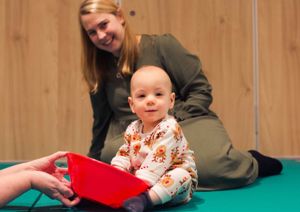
left=100, top=119, right=131, bottom=163
left=180, top=116, right=259, bottom=190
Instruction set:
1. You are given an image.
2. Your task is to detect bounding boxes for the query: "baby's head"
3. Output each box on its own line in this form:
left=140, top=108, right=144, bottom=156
left=130, top=65, right=173, bottom=93
left=128, top=66, right=175, bottom=131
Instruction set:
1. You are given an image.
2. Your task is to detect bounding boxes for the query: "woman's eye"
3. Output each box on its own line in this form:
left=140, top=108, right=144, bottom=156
left=99, top=22, right=108, bottom=30
left=87, top=31, right=96, bottom=36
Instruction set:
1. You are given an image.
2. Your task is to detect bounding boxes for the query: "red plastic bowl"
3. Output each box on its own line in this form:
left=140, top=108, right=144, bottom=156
left=67, top=153, right=149, bottom=208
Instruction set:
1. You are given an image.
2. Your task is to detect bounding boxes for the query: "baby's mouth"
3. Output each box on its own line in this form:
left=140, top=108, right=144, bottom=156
left=145, top=109, right=157, bottom=112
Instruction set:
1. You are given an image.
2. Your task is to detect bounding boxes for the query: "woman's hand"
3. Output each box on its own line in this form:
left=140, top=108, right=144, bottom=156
left=30, top=170, right=80, bottom=207
left=27, top=152, right=80, bottom=207
left=26, top=151, right=68, bottom=173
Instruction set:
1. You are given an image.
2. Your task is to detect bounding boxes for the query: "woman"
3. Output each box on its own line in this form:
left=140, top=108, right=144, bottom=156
left=79, top=0, right=282, bottom=190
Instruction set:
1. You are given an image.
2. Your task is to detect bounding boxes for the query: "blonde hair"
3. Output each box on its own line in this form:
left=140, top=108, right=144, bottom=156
left=79, top=0, right=138, bottom=93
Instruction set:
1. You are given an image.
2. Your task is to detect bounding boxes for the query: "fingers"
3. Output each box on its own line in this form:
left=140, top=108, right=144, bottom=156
left=56, top=193, right=81, bottom=207
left=57, top=184, right=74, bottom=199
left=55, top=183, right=80, bottom=207
left=61, top=178, right=72, bottom=188
left=47, top=152, right=69, bottom=172
left=53, top=167, right=68, bottom=179
left=65, top=195, right=81, bottom=207
left=56, top=167, right=68, bottom=175
left=48, top=151, right=68, bottom=162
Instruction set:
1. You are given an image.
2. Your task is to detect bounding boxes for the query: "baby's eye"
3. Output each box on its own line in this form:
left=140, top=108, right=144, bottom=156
left=155, top=92, right=163, bottom=96
left=137, top=94, right=145, bottom=98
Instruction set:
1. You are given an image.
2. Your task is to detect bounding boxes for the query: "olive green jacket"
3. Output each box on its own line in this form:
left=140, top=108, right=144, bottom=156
left=89, top=34, right=216, bottom=159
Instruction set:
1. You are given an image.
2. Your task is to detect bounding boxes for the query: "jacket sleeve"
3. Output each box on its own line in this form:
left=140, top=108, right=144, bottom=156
left=158, top=34, right=215, bottom=121
left=88, top=84, right=112, bottom=160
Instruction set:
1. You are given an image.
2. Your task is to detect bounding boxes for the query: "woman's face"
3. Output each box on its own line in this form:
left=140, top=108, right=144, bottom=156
left=81, top=12, right=125, bottom=57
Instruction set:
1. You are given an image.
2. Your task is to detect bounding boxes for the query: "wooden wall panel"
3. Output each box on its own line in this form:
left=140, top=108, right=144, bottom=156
left=56, top=0, right=92, bottom=155
left=1, top=0, right=299, bottom=160
left=0, top=0, right=92, bottom=160
left=123, top=0, right=255, bottom=150
left=258, top=0, right=300, bottom=156
left=0, top=0, right=9, bottom=157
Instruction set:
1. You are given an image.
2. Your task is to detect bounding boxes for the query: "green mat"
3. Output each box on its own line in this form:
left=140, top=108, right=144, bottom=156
left=1, top=160, right=299, bottom=211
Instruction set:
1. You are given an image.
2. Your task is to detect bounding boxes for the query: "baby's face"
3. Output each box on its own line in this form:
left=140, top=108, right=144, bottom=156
left=129, top=66, right=175, bottom=131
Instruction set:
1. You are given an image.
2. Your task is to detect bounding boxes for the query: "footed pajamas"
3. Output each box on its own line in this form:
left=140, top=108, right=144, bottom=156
left=111, top=115, right=198, bottom=204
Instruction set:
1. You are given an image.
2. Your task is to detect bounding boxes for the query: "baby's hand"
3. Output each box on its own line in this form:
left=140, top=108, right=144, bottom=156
left=112, top=165, right=127, bottom=172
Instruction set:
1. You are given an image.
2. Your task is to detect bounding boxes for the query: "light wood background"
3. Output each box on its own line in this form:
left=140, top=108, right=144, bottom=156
left=0, top=0, right=299, bottom=160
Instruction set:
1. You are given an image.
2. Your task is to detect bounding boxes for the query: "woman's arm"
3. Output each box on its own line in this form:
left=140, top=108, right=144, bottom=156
left=0, top=152, right=80, bottom=207
left=0, top=170, right=32, bottom=207
left=0, top=170, right=79, bottom=207
left=88, top=84, right=113, bottom=159
left=0, top=151, right=67, bottom=176
left=159, top=34, right=216, bottom=121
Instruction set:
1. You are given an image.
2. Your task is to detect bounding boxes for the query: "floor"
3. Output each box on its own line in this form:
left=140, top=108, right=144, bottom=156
left=1, top=159, right=299, bottom=212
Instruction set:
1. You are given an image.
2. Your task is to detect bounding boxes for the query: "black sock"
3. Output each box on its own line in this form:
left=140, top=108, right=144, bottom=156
left=123, top=192, right=153, bottom=212
left=249, top=150, right=283, bottom=177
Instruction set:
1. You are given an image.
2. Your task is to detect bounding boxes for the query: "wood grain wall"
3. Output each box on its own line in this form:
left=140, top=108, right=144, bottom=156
left=123, top=0, right=255, bottom=152
left=258, top=0, right=300, bottom=156
left=0, top=0, right=299, bottom=160
left=0, top=0, right=92, bottom=160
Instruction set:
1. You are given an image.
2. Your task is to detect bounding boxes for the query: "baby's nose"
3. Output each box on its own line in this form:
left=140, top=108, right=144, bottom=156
left=146, top=96, right=155, bottom=105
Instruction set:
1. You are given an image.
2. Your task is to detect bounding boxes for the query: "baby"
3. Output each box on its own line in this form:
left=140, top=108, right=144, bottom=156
left=111, top=65, right=198, bottom=212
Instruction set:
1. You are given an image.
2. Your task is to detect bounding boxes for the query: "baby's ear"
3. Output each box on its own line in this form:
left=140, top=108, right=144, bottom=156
left=169, top=92, right=175, bottom=109
left=128, top=97, right=135, bottom=113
